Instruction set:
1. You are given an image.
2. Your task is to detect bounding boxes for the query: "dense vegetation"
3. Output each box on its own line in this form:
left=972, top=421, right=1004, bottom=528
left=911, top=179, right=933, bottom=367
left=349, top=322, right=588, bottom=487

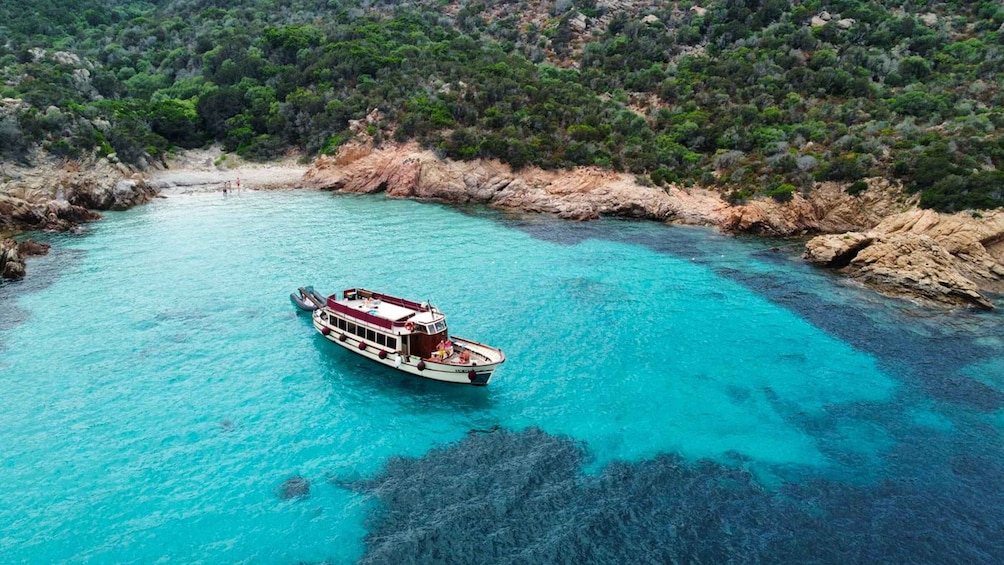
left=2, top=0, right=1004, bottom=211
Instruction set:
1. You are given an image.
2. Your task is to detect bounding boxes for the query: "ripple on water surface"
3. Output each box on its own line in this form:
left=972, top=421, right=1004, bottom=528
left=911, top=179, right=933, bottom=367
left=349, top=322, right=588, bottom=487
left=1, top=191, right=1002, bottom=563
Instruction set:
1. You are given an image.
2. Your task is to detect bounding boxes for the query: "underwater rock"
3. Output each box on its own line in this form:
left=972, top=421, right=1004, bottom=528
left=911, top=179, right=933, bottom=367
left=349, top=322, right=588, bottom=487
left=277, top=475, right=311, bottom=500
left=17, top=239, right=49, bottom=257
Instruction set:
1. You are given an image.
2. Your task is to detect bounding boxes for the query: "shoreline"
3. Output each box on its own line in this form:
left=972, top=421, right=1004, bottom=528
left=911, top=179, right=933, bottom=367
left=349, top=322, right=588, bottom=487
left=3, top=144, right=1003, bottom=310
left=144, top=158, right=309, bottom=195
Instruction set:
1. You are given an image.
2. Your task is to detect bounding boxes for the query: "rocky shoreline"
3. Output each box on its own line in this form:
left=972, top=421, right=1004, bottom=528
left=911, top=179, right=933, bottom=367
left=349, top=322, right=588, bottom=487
left=1, top=156, right=156, bottom=280
left=804, top=210, right=1004, bottom=310
left=303, top=142, right=918, bottom=235
left=3, top=143, right=1002, bottom=310
left=302, top=142, right=1001, bottom=310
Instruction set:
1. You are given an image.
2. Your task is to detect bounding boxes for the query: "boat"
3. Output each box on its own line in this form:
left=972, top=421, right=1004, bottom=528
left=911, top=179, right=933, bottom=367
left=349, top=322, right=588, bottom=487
left=290, top=286, right=326, bottom=312
left=301, top=287, right=505, bottom=385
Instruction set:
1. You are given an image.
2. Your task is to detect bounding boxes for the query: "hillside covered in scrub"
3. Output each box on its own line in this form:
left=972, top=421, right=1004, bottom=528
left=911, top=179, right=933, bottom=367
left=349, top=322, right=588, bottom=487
left=2, top=0, right=1004, bottom=212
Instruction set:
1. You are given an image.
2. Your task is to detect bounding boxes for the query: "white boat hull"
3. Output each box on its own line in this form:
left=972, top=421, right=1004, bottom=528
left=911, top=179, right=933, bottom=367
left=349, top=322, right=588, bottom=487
left=312, top=314, right=502, bottom=385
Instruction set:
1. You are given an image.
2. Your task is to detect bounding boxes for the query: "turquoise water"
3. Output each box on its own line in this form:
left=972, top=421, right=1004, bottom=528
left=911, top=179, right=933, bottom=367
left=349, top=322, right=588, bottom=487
left=2, top=191, right=1003, bottom=563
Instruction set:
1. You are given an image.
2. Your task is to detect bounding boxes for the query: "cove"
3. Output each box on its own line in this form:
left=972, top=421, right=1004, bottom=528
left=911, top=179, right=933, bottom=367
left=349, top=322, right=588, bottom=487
left=1, top=191, right=1002, bottom=563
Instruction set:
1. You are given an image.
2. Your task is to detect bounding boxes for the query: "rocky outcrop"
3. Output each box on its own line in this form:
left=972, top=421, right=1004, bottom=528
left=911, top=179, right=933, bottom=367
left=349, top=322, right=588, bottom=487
left=1, top=156, right=155, bottom=234
left=303, top=142, right=726, bottom=222
left=68, top=178, right=157, bottom=211
left=852, top=234, right=994, bottom=310
left=805, top=210, right=1004, bottom=310
left=1, top=238, right=25, bottom=279
left=722, top=179, right=915, bottom=236
left=305, top=144, right=914, bottom=235
left=0, top=238, right=48, bottom=280
left=1, top=156, right=157, bottom=280
left=0, top=194, right=101, bottom=234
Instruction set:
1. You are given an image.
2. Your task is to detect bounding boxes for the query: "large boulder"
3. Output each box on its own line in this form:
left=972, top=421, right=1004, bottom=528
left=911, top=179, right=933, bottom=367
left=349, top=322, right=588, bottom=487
left=804, top=232, right=873, bottom=267
left=850, top=234, right=994, bottom=310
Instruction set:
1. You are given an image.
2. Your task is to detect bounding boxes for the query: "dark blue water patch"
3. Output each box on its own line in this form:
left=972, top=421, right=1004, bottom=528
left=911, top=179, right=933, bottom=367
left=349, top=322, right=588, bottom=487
left=506, top=214, right=657, bottom=248
left=718, top=265, right=1004, bottom=412
left=348, top=427, right=1004, bottom=565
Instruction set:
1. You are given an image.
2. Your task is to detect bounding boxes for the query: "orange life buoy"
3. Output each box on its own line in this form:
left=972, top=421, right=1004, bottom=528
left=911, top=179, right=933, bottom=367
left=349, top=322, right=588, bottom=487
left=405, top=322, right=415, bottom=331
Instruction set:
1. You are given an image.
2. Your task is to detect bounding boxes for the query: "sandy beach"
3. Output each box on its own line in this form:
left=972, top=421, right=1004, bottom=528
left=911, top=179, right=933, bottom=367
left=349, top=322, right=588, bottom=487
left=146, top=148, right=309, bottom=194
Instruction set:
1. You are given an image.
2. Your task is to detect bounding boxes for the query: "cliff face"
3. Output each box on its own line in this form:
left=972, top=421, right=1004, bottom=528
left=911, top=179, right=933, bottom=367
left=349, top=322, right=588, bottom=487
left=805, top=210, right=1004, bottom=310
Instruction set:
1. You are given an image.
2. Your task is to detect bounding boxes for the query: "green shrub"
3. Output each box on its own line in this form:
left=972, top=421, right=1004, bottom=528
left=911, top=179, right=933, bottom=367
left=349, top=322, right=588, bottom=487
left=649, top=167, right=676, bottom=187
left=846, top=180, right=869, bottom=196
left=726, top=188, right=752, bottom=205
left=766, top=183, right=796, bottom=203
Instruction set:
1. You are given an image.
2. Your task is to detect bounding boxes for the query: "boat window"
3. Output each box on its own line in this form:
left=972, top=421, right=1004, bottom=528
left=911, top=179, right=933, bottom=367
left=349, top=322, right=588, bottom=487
left=387, top=337, right=397, bottom=350
left=366, top=329, right=375, bottom=342
left=347, top=322, right=356, bottom=335
left=433, top=321, right=446, bottom=332
left=337, top=318, right=346, bottom=330
left=376, top=334, right=386, bottom=346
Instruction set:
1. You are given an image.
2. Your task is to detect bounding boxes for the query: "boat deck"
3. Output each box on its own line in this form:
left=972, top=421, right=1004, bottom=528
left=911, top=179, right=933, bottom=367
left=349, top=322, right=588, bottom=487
left=340, top=296, right=414, bottom=323
left=428, top=337, right=504, bottom=367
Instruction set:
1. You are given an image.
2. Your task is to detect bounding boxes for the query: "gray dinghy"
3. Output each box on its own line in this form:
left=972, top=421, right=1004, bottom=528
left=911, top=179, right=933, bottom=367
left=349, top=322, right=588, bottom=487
left=290, top=286, right=326, bottom=312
